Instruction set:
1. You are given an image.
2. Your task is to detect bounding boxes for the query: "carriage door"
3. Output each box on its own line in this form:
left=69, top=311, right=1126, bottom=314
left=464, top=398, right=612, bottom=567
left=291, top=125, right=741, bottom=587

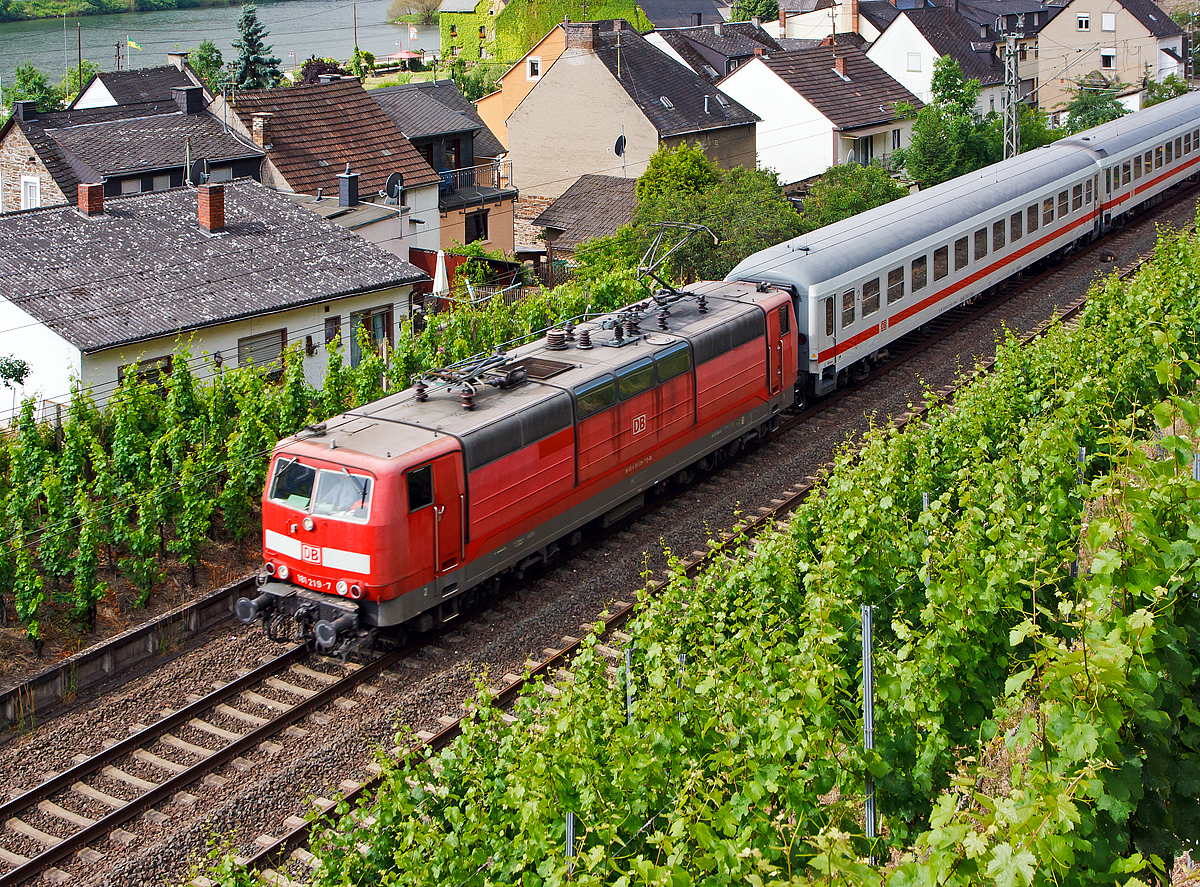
left=430, top=455, right=464, bottom=575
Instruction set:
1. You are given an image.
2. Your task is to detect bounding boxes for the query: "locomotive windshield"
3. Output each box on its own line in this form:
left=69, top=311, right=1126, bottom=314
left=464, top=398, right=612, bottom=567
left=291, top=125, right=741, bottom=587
left=268, top=457, right=373, bottom=522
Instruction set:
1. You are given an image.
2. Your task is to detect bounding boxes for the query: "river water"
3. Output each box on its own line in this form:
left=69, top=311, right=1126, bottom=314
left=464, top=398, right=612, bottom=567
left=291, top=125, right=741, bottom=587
left=0, top=0, right=440, bottom=92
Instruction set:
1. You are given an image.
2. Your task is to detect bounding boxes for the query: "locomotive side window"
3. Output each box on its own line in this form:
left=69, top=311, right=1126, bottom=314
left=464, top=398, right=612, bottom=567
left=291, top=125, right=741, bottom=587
left=992, top=220, right=1005, bottom=251
left=574, top=376, right=617, bottom=419
left=778, top=304, right=790, bottom=334
left=842, top=289, right=856, bottom=328
left=1123, top=162, right=1131, bottom=185
left=617, top=358, right=656, bottom=399
left=974, top=228, right=987, bottom=260
left=863, top=279, right=880, bottom=316
left=1010, top=212, right=1022, bottom=243
left=1058, top=190, right=1068, bottom=217
left=1043, top=197, right=1054, bottom=225
left=1027, top=205, right=1038, bottom=234
left=312, top=470, right=372, bottom=521
left=1186, top=132, right=1192, bottom=154
left=269, top=458, right=316, bottom=510
left=407, top=465, right=433, bottom=512
left=911, top=256, right=927, bottom=292
left=1072, top=184, right=1083, bottom=211
left=887, top=267, right=904, bottom=304
left=934, top=246, right=948, bottom=281
left=1194, top=130, right=1198, bottom=149
left=954, top=237, right=968, bottom=271
left=655, top=342, right=691, bottom=382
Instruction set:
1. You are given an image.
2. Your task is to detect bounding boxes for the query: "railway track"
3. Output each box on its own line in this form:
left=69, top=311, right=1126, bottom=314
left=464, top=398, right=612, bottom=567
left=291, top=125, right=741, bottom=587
left=236, top=186, right=1190, bottom=887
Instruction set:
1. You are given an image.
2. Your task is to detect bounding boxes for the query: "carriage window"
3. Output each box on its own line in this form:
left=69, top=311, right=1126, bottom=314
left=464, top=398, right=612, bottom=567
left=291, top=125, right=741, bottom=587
left=574, top=376, right=617, bottom=418
left=1010, top=212, right=1022, bottom=243
left=1145, top=150, right=1153, bottom=172
left=778, top=304, right=790, bottom=335
left=1058, top=190, right=1069, bottom=216
left=887, top=267, right=904, bottom=304
left=934, top=245, right=949, bottom=281
left=955, top=236, right=968, bottom=271
left=862, top=278, right=880, bottom=316
left=313, top=470, right=372, bottom=521
left=1186, top=132, right=1192, bottom=154
left=825, top=297, right=835, bottom=336
left=1043, top=197, right=1054, bottom=225
left=993, top=220, right=1005, bottom=251
left=1085, top=179, right=1092, bottom=204
left=911, top=256, right=927, bottom=292
left=1122, top=163, right=1131, bottom=186
left=842, top=289, right=856, bottom=328
left=1170, top=139, right=1177, bottom=162
left=974, top=228, right=988, bottom=260
left=617, top=358, right=656, bottom=399
left=1134, top=155, right=1142, bottom=179
left=1072, top=184, right=1083, bottom=210
left=1194, top=130, right=1199, bottom=148
left=1105, top=168, right=1111, bottom=193
left=407, top=464, right=433, bottom=512
left=655, top=342, right=691, bottom=382
left=1156, top=146, right=1163, bottom=169
left=269, top=458, right=316, bottom=510
left=1176, top=136, right=1183, bottom=157
left=1027, top=205, right=1038, bottom=234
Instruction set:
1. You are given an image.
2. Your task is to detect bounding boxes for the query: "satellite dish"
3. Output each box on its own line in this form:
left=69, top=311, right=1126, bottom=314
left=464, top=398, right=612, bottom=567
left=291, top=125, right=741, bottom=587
left=614, top=134, right=626, bottom=157
left=384, top=172, right=404, bottom=204
left=189, top=158, right=208, bottom=186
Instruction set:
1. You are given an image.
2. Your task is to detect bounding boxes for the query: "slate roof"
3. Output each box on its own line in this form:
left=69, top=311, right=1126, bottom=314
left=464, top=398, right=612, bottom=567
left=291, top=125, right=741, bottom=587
left=532, top=174, right=638, bottom=248
left=903, top=7, right=1004, bottom=86
left=0, top=104, right=262, bottom=204
left=592, top=24, right=759, bottom=137
left=857, top=0, right=904, bottom=32
left=73, top=66, right=195, bottom=108
left=760, top=45, right=924, bottom=129
left=779, top=0, right=835, bottom=14
left=371, top=79, right=505, bottom=158
left=439, top=0, right=480, bottom=12
left=954, top=0, right=1065, bottom=40
left=0, top=179, right=426, bottom=353
left=637, top=0, right=726, bottom=29
left=1117, top=0, right=1182, bottom=38
left=228, top=78, right=440, bottom=197
left=653, top=22, right=781, bottom=82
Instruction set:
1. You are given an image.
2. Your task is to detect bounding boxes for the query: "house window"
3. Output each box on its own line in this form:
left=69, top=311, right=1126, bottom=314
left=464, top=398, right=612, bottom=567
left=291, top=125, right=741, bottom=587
left=446, top=138, right=461, bottom=170
left=1077, top=13, right=1089, bottom=30
left=451, top=45, right=459, bottom=57
left=325, top=315, right=341, bottom=345
left=449, top=23, right=457, bottom=36
left=907, top=52, right=921, bottom=71
left=479, top=24, right=486, bottom=38
left=465, top=209, right=488, bottom=243
left=238, top=328, right=286, bottom=372
left=892, top=128, right=900, bottom=150
left=152, top=174, right=171, bottom=191
left=1019, top=44, right=1027, bottom=61
left=20, top=176, right=40, bottom=210
left=1101, top=12, right=1115, bottom=30
left=527, top=56, right=541, bottom=80
left=121, top=178, right=141, bottom=195
left=1101, top=49, right=1115, bottom=69
left=208, top=166, right=233, bottom=183
left=118, top=354, right=173, bottom=388
left=350, top=306, right=394, bottom=367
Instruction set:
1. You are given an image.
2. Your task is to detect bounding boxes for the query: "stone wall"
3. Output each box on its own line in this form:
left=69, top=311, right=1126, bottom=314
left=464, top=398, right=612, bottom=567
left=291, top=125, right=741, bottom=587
left=0, top=124, right=69, bottom=213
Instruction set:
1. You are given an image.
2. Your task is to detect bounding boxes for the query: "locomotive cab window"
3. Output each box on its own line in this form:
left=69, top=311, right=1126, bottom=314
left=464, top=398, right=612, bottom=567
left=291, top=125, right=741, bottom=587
left=842, top=289, right=856, bottom=328
left=574, top=376, right=617, bottom=419
left=270, top=458, right=316, bottom=510
left=863, top=278, right=880, bottom=316
left=312, top=470, right=372, bottom=521
left=934, top=245, right=948, bottom=281
left=955, top=236, right=968, bottom=271
left=778, top=304, right=790, bottom=334
left=407, top=465, right=433, bottom=512
left=911, top=256, right=927, bottom=292
left=1027, top=205, right=1038, bottom=234
left=617, top=358, right=655, bottom=399
left=654, top=342, right=691, bottom=382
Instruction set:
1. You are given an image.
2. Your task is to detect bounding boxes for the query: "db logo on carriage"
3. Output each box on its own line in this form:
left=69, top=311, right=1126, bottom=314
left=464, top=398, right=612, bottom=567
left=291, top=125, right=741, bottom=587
left=302, top=544, right=322, bottom=565
left=632, top=414, right=647, bottom=436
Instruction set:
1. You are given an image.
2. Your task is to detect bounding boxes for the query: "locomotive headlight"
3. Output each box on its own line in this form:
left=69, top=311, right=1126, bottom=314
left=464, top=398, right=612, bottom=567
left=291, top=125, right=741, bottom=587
left=336, top=580, right=349, bottom=595
left=277, top=564, right=290, bottom=580
left=302, top=516, right=315, bottom=531
left=349, top=584, right=363, bottom=599
left=265, top=562, right=276, bottom=576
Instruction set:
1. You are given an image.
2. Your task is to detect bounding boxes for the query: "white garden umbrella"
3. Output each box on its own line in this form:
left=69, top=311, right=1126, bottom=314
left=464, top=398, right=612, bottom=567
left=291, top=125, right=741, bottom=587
left=432, top=249, right=449, bottom=298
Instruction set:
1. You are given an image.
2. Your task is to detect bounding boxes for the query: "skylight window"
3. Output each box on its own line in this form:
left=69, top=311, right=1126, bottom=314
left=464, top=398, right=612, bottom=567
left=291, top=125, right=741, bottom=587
left=660, top=95, right=674, bottom=109
left=715, top=93, right=730, bottom=108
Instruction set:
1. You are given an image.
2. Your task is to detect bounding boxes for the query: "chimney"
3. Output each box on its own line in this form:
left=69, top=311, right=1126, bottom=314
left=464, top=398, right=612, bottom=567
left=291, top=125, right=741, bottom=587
left=172, top=85, right=203, bottom=114
left=820, top=33, right=834, bottom=46
left=167, top=51, right=189, bottom=72
left=835, top=52, right=847, bottom=76
left=13, top=100, right=37, bottom=122
left=851, top=0, right=859, bottom=33
left=980, top=23, right=987, bottom=39
left=752, top=15, right=761, bottom=27
left=779, top=4, right=786, bottom=30
left=692, top=11, right=702, bottom=25
left=198, top=183, right=224, bottom=232
left=754, top=46, right=764, bottom=55
left=78, top=182, right=104, bottom=216
left=566, top=20, right=600, bottom=51
left=338, top=163, right=359, bottom=207
left=251, top=112, right=273, bottom=148
left=713, top=20, right=722, bottom=35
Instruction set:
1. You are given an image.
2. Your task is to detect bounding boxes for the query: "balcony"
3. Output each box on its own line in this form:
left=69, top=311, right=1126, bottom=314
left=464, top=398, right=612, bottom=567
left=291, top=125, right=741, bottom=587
left=437, top=160, right=519, bottom=211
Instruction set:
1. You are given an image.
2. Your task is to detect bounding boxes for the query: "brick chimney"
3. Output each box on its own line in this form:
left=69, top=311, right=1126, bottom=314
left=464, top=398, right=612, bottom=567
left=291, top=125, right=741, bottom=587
left=820, top=33, right=834, bottom=46
left=835, top=52, right=847, bottom=77
left=251, top=113, right=273, bottom=149
left=198, top=183, right=224, bottom=232
left=850, top=0, right=859, bottom=33
left=779, top=5, right=786, bottom=31
left=172, top=85, right=204, bottom=115
left=566, top=20, right=600, bottom=50
left=78, top=182, right=104, bottom=216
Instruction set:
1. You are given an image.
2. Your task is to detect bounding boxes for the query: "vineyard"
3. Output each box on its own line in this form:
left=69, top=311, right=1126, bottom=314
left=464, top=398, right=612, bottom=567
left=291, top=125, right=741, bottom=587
left=200, top=220, right=1200, bottom=885
left=0, top=282, right=635, bottom=660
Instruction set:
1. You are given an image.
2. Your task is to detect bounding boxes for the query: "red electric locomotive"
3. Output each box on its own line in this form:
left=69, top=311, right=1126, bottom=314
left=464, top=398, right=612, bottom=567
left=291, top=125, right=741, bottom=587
left=238, top=280, right=797, bottom=653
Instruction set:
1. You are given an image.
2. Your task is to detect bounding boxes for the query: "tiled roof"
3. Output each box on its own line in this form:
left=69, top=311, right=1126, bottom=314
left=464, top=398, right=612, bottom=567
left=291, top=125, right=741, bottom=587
left=84, top=66, right=195, bottom=106
left=655, top=22, right=781, bottom=82
left=903, top=7, right=1004, bottom=86
left=593, top=24, right=758, bottom=137
left=779, top=0, right=835, bottom=14
left=954, top=0, right=1065, bottom=40
left=0, top=179, right=426, bottom=352
left=228, top=78, right=440, bottom=197
left=371, top=79, right=505, bottom=158
left=637, top=0, right=725, bottom=28
left=1118, top=0, right=1182, bottom=38
left=761, top=45, right=924, bottom=128
left=532, top=173, right=638, bottom=248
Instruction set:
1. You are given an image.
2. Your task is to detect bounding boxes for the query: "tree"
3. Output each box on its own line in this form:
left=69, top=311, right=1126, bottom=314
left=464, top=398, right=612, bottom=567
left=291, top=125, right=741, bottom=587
left=449, top=59, right=499, bottom=102
left=1062, top=81, right=1128, bottom=133
left=796, top=163, right=906, bottom=234
left=637, top=142, right=721, bottom=201
left=388, top=0, right=439, bottom=24
left=2, top=63, right=61, bottom=112
left=57, top=60, right=99, bottom=107
left=190, top=39, right=226, bottom=91
left=0, top=355, right=30, bottom=389
left=1144, top=73, right=1188, bottom=108
left=349, top=46, right=376, bottom=79
left=900, top=56, right=998, bottom=188
left=230, top=5, right=282, bottom=91
left=298, top=56, right=348, bottom=84
left=730, top=0, right=777, bottom=21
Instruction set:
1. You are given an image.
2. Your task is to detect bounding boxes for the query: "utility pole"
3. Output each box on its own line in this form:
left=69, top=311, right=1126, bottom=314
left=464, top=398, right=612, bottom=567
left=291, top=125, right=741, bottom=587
left=114, top=42, right=121, bottom=71
left=999, top=15, right=1023, bottom=160
left=77, top=25, right=83, bottom=98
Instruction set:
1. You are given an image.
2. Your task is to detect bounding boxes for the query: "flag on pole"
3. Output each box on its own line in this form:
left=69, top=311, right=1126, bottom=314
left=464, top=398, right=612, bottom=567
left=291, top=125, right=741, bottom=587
left=128, top=37, right=142, bottom=50
left=409, top=24, right=418, bottom=41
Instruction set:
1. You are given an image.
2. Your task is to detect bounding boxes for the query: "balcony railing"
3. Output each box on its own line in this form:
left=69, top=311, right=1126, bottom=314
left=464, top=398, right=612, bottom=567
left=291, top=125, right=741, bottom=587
left=438, top=159, right=514, bottom=195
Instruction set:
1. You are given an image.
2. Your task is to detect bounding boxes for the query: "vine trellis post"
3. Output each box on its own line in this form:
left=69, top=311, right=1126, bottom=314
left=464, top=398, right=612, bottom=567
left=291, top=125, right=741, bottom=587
left=862, top=604, right=877, bottom=848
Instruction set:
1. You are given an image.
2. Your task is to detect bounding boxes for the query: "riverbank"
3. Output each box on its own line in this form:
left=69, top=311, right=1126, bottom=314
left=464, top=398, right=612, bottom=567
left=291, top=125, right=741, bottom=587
left=2, top=0, right=292, bottom=24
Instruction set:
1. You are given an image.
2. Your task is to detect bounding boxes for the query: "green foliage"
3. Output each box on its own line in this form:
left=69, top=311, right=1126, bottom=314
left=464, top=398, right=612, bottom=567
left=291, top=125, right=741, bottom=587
left=1143, top=73, right=1188, bottom=108
left=190, top=39, right=226, bottom=91
left=981, top=99, right=1056, bottom=155
left=901, top=56, right=998, bottom=189
left=796, top=162, right=906, bottom=234
left=12, top=522, right=44, bottom=642
left=297, top=56, right=347, bottom=85
left=230, top=4, right=281, bottom=90
left=349, top=46, right=376, bottom=79
left=0, top=355, right=31, bottom=389
left=729, top=0, right=777, bottom=21
left=929, top=54, right=981, bottom=116
left=635, top=141, right=720, bottom=201
left=2, top=62, right=62, bottom=112
left=1062, top=82, right=1128, bottom=134
left=57, top=59, right=99, bottom=106
left=72, top=485, right=104, bottom=625
left=447, top=58, right=499, bottom=102
left=388, top=0, right=438, bottom=24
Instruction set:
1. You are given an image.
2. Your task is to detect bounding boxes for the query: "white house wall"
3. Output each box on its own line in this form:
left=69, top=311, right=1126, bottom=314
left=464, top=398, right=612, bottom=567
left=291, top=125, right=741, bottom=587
left=867, top=18, right=938, bottom=103
left=718, top=58, right=833, bottom=185
left=72, top=80, right=117, bottom=109
left=405, top=183, right=441, bottom=253
left=645, top=33, right=693, bottom=72
left=0, top=297, right=81, bottom=419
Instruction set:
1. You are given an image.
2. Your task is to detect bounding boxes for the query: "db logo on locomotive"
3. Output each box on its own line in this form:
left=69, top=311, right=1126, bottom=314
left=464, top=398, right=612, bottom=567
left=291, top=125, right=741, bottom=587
left=301, top=543, right=322, bottom=565
left=632, top=414, right=647, bottom=436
